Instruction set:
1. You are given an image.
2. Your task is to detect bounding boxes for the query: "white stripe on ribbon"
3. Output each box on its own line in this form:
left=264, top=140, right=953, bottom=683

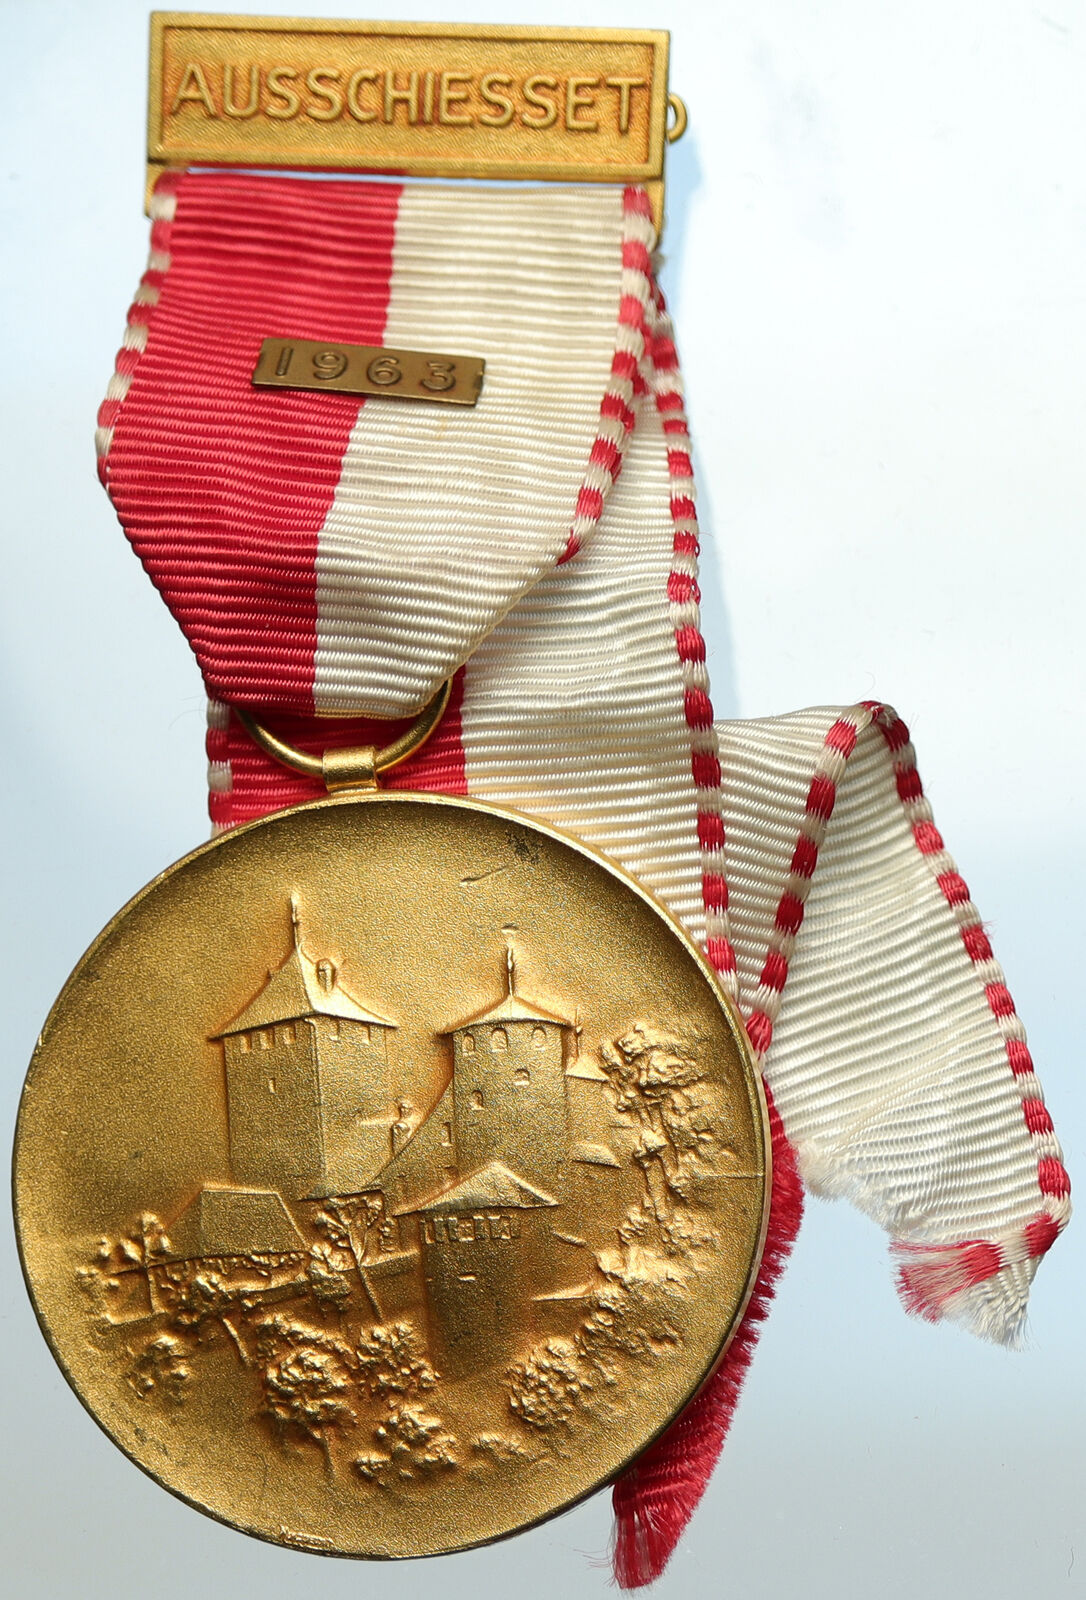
left=314, top=186, right=626, bottom=716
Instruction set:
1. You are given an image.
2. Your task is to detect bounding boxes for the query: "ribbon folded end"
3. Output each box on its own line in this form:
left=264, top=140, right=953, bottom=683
left=612, top=1500, right=682, bottom=1592
left=890, top=1234, right=1050, bottom=1348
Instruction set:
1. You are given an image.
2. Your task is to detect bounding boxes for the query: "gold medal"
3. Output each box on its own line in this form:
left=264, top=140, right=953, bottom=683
left=15, top=783, right=767, bottom=1557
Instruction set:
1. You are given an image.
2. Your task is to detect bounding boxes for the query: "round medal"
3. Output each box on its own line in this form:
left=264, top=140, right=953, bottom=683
left=15, top=791, right=767, bottom=1557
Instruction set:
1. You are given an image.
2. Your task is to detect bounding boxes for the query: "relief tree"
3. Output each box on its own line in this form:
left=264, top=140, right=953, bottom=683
left=126, top=1332, right=191, bottom=1404
left=256, top=1316, right=356, bottom=1474
left=85, top=1212, right=173, bottom=1321
left=508, top=1337, right=593, bottom=1431
left=356, top=1319, right=438, bottom=1399
left=598, top=1025, right=714, bottom=1214
left=352, top=1320, right=455, bottom=1482
left=312, top=1195, right=386, bottom=1325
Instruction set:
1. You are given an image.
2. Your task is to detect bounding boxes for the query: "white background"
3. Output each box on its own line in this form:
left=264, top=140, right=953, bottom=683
left=2, top=2, right=1084, bottom=1596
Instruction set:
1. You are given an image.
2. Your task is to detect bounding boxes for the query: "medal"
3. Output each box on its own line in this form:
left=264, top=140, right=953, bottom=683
left=14, top=11, right=1069, bottom=1586
left=17, top=782, right=767, bottom=1556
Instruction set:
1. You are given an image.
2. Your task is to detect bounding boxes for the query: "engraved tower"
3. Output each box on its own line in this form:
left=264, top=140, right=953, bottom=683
left=444, top=948, right=570, bottom=1196
left=211, top=899, right=396, bottom=1201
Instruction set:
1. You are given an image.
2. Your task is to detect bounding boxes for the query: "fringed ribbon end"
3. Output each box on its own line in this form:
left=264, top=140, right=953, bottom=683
left=893, top=1237, right=1004, bottom=1322
left=612, top=1500, right=685, bottom=1592
left=891, top=1210, right=1065, bottom=1347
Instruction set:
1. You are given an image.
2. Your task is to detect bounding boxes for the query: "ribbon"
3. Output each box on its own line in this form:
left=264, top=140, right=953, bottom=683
left=98, top=171, right=1068, bottom=1585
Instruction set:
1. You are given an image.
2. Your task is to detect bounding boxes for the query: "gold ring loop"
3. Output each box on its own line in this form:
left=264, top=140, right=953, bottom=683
left=667, top=93, right=688, bottom=144
left=233, top=679, right=452, bottom=792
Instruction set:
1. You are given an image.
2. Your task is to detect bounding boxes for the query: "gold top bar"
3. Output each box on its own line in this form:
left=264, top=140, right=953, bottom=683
left=148, top=13, right=676, bottom=228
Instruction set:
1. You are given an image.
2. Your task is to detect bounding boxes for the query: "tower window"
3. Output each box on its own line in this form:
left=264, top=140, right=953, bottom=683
left=258, top=1030, right=272, bottom=1050
left=359, top=1023, right=370, bottom=1045
left=317, top=959, right=336, bottom=993
left=461, top=1033, right=476, bottom=1055
left=267, top=1077, right=277, bottom=1094
left=328, top=1017, right=340, bottom=1041
left=532, top=1027, right=547, bottom=1048
left=238, top=1034, right=250, bottom=1054
left=280, top=1023, right=295, bottom=1046
left=471, top=1089, right=484, bottom=1110
left=490, top=1027, right=508, bottom=1053
left=514, top=1067, right=530, bottom=1086
left=441, top=1121, right=452, bottom=1147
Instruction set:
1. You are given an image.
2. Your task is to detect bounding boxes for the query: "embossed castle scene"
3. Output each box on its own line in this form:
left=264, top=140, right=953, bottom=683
left=81, top=899, right=741, bottom=1480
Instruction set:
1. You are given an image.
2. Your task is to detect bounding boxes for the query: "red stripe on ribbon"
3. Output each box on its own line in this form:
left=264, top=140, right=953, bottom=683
left=105, top=172, right=402, bottom=714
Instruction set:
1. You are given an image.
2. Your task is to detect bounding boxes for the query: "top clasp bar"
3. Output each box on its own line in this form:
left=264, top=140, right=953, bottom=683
left=146, top=13, right=683, bottom=236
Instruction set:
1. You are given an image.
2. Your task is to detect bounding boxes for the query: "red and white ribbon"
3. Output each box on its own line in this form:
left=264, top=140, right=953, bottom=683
left=98, top=171, right=1068, bottom=1586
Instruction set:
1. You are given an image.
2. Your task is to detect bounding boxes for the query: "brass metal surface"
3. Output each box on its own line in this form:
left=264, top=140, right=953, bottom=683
left=252, top=338, right=485, bottom=406
left=666, top=92, right=688, bottom=143
left=146, top=14, right=676, bottom=230
left=15, top=794, right=767, bottom=1557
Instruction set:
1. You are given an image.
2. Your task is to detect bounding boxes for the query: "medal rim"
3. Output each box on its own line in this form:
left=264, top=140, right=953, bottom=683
left=13, top=787, right=770, bottom=1559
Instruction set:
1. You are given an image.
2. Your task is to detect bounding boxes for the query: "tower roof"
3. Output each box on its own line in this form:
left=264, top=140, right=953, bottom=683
left=443, top=943, right=570, bottom=1032
left=392, top=1160, right=557, bottom=1216
left=448, top=991, right=570, bottom=1030
left=165, top=1185, right=306, bottom=1260
left=212, top=900, right=395, bottom=1038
